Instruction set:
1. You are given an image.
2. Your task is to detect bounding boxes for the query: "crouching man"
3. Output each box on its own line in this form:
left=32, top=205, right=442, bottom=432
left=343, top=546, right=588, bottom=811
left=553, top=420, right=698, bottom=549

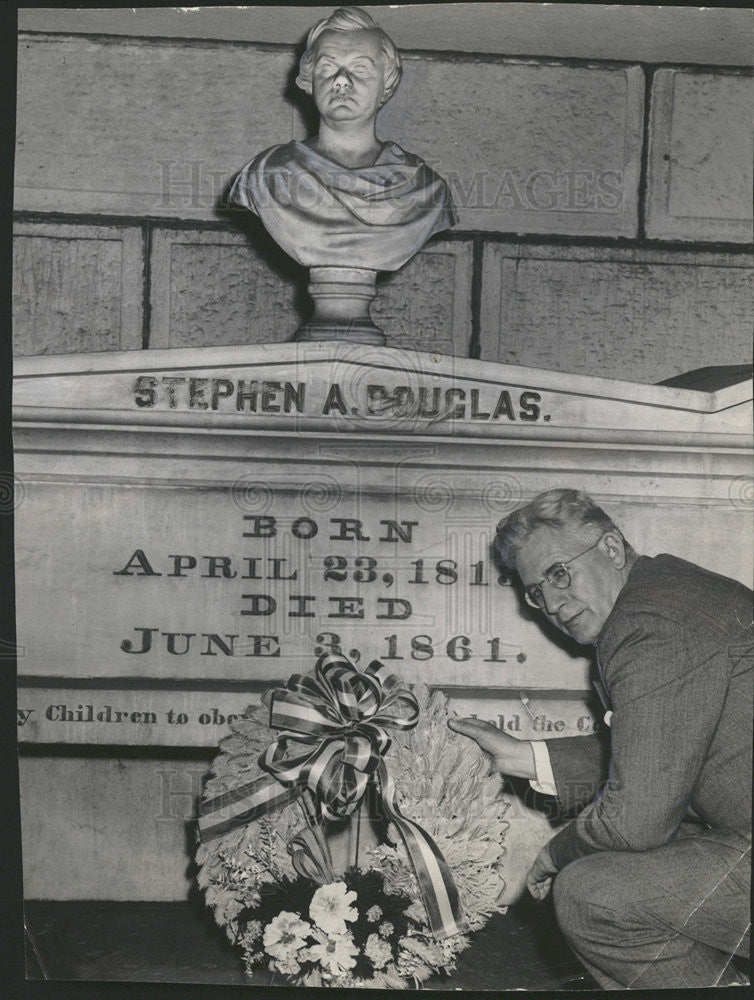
left=450, top=488, right=751, bottom=989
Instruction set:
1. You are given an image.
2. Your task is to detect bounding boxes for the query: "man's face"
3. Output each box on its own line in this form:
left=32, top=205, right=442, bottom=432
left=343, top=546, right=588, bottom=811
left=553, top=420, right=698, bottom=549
left=514, top=525, right=624, bottom=645
left=310, top=29, right=387, bottom=128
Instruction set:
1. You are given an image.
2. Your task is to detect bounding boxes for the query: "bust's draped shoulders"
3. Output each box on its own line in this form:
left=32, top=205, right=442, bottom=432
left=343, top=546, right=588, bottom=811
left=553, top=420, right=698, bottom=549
left=227, top=139, right=457, bottom=270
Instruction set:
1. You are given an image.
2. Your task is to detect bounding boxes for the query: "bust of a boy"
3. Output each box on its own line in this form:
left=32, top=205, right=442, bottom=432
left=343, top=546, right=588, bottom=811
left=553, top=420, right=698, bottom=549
left=228, top=6, right=456, bottom=273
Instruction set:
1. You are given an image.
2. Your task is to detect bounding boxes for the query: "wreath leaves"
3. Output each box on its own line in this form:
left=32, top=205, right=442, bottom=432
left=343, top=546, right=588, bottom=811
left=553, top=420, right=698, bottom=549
left=196, top=684, right=511, bottom=985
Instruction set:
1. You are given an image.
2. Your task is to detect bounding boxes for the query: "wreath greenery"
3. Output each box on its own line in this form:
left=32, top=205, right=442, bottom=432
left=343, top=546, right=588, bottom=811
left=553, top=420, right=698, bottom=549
left=196, top=683, right=511, bottom=988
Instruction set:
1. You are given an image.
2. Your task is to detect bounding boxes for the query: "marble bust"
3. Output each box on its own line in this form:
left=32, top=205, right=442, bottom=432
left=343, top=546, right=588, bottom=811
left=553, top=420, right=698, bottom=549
left=228, top=6, right=457, bottom=343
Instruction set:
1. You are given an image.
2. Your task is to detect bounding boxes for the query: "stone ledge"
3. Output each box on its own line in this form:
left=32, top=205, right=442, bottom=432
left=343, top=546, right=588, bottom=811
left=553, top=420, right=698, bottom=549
left=17, top=4, right=754, bottom=66
left=19, top=750, right=556, bottom=906
left=17, top=686, right=598, bottom=748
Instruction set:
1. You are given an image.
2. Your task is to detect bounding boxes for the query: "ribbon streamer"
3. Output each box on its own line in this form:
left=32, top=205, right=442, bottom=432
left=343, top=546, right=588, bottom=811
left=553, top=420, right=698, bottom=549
left=199, top=652, right=468, bottom=939
left=287, top=825, right=336, bottom=886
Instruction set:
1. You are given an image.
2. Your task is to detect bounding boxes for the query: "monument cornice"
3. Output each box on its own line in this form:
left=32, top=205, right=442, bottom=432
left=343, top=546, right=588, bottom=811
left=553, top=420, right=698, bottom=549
left=11, top=408, right=752, bottom=453
left=13, top=342, right=751, bottom=411
left=13, top=345, right=752, bottom=455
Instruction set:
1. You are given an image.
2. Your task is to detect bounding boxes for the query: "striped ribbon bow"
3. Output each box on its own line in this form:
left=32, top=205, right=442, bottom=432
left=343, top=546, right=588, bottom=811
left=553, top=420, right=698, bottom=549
left=198, top=652, right=468, bottom=939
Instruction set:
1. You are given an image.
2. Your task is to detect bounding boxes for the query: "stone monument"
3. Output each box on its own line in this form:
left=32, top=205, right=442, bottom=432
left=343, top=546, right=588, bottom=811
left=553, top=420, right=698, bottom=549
left=14, top=346, right=753, bottom=907
left=227, top=7, right=457, bottom=344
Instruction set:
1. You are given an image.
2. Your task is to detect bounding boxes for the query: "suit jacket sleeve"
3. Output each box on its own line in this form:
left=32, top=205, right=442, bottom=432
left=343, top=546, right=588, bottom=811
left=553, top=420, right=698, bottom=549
left=546, top=732, right=610, bottom=816
left=547, top=612, right=729, bottom=870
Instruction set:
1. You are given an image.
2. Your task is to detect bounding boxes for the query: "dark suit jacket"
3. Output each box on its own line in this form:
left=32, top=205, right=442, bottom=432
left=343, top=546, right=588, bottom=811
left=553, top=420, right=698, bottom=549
left=547, top=554, right=753, bottom=870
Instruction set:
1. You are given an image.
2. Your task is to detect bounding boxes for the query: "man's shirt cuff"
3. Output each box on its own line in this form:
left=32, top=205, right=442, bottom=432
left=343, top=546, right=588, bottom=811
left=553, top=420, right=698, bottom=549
left=529, top=739, right=557, bottom=796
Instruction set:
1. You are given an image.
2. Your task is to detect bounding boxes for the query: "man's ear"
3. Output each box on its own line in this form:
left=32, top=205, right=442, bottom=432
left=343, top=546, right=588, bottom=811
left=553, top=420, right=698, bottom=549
left=602, top=531, right=627, bottom=569
left=379, top=75, right=394, bottom=107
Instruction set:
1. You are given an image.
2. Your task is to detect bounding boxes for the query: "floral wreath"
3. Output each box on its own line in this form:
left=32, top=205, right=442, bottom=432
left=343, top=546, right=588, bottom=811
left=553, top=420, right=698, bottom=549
left=196, top=653, right=511, bottom=988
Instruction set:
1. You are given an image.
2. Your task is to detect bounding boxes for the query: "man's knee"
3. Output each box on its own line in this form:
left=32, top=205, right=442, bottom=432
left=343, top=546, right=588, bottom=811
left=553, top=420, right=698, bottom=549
left=552, top=855, right=620, bottom=944
left=553, top=860, right=591, bottom=940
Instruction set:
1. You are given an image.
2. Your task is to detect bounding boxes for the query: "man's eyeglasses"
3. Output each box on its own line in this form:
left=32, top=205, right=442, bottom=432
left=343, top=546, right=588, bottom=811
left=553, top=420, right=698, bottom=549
left=524, top=537, right=604, bottom=610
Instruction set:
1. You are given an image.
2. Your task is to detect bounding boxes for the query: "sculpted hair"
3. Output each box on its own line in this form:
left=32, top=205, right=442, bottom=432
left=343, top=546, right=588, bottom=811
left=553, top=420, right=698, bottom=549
left=296, top=6, right=403, bottom=104
left=495, top=488, right=631, bottom=570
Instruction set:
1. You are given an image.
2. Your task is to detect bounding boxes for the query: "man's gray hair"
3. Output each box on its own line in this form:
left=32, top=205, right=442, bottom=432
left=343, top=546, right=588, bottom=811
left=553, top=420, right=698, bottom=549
left=296, top=7, right=402, bottom=105
left=495, top=488, right=629, bottom=570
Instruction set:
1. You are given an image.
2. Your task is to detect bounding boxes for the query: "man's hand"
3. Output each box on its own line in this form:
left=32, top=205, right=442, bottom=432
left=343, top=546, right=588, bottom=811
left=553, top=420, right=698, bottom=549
left=526, top=843, right=559, bottom=900
left=447, top=717, right=536, bottom=780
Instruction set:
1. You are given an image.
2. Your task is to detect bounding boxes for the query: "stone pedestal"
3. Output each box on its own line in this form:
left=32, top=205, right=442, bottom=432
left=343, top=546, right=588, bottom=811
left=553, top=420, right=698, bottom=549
left=13, top=343, right=753, bottom=901
left=295, top=267, right=385, bottom=345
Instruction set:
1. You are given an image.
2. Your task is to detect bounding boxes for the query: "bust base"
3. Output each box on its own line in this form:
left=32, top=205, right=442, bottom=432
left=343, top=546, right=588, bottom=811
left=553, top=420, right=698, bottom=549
left=294, top=320, right=386, bottom=346
left=294, top=266, right=385, bottom=345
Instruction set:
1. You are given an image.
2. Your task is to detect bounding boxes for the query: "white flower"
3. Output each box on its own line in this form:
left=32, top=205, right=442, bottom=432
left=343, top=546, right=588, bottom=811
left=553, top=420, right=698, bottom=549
left=304, top=927, right=359, bottom=975
left=379, top=921, right=394, bottom=938
left=404, top=899, right=427, bottom=923
left=244, top=919, right=263, bottom=942
left=366, top=904, right=382, bottom=923
left=365, top=932, right=392, bottom=969
left=262, top=911, right=312, bottom=960
left=272, top=953, right=301, bottom=977
left=309, top=882, right=358, bottom=935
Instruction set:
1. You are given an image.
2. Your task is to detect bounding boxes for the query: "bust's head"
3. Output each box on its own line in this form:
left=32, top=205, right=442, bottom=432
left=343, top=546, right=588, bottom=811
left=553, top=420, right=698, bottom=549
left=296, top=7, right=402, bottom=127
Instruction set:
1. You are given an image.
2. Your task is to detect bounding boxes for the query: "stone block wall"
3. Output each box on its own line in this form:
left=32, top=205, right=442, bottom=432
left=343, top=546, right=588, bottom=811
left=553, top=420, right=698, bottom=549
left=480, top=244, right=753, bottom=381
left=646, top=69, right=754, bottom=242
left=13, top=27, right=753, bottom=380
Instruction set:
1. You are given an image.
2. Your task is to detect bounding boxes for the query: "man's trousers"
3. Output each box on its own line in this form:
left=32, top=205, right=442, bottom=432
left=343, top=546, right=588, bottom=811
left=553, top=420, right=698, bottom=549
left=552, top=828, right=751, bottom=989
